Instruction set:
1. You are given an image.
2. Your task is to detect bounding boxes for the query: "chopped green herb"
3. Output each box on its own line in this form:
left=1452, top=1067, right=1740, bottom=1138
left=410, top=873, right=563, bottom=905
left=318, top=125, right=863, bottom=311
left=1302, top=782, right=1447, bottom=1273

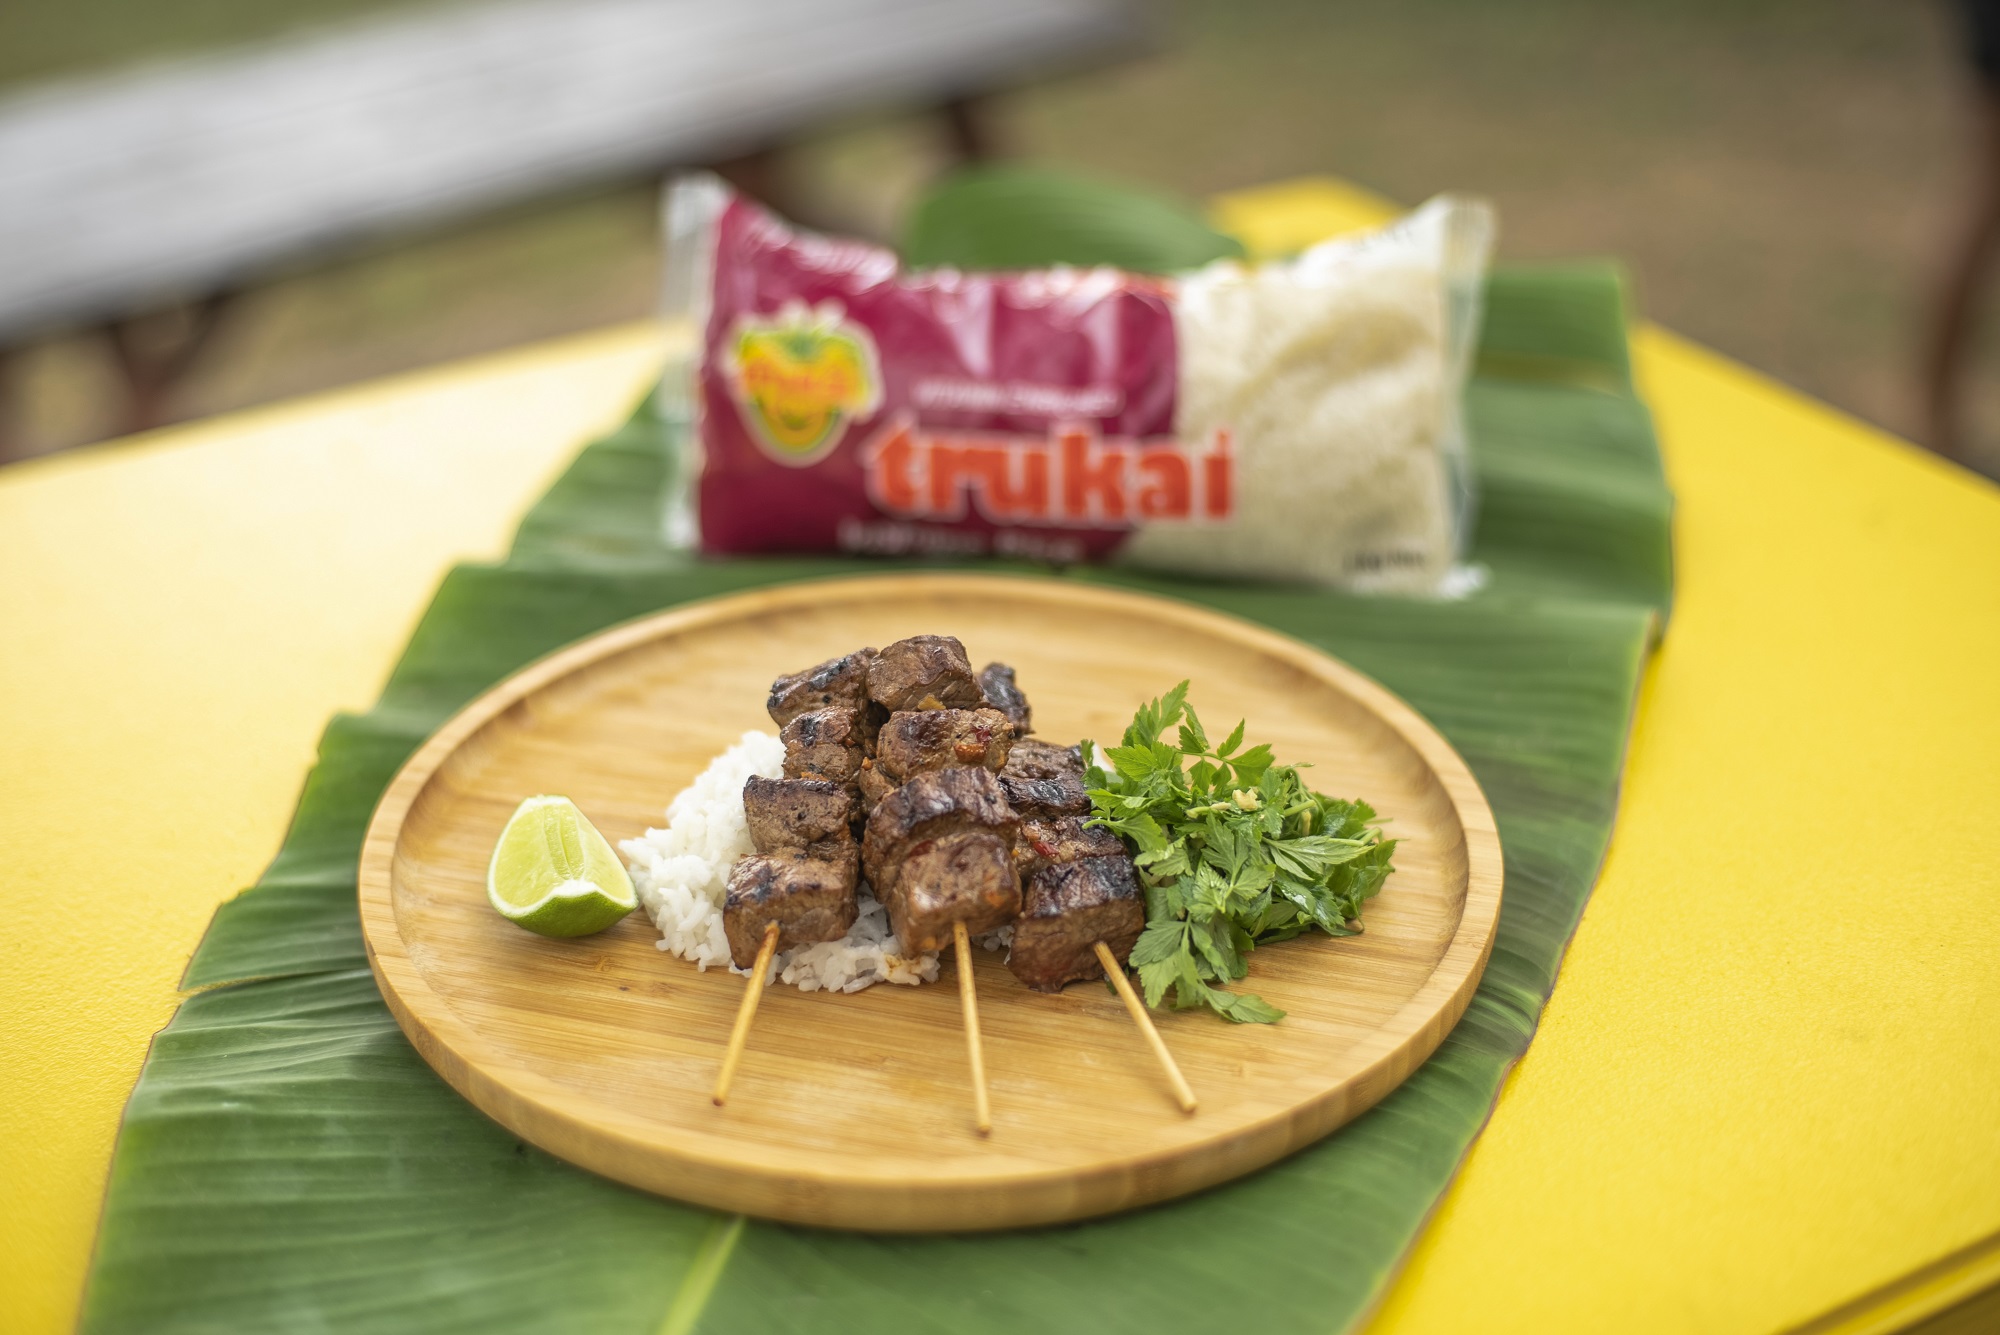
left=1085, top=681, right=1396, bottom=1024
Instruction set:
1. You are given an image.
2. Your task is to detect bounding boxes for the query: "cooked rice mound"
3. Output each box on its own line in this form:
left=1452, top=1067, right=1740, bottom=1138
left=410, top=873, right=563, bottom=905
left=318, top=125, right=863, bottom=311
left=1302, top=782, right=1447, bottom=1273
left=623, top=730, right=999, bottom=992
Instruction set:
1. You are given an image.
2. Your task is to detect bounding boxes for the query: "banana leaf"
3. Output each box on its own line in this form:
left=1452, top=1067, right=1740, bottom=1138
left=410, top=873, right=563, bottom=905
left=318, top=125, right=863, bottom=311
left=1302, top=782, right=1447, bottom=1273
left=84, top=199, right=1669, bottom=1333
left=903, top=165, right=1245, bottom=273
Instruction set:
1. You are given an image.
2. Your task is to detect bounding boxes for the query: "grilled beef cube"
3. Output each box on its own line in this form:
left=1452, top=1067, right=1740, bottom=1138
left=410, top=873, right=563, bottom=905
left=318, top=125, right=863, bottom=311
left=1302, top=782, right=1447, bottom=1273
left=742, top=775, right=856, bottom=857
left=856, top=759, right=898, bottom=815
left=767, top=648, right=877, bottom=727
left=874, top=707, right=1016, bottom=781
left=724, top=847, right=860, bottom=968
left=780, top=707, right=866, bottom=788
left=977, top=662, right=1032, bottom=732
left=999, top=771, right=1089, bottom=819
left=867, top=635, right=982, bottom=713
left=885, top=831, right=1021, bottom=951
left=861, top=766, right=1017, bottom=901
left=1013, top=814, right=1127, bottom=880
left=1007, top=855, right=1145, bottom=992
left=1001, top=738, right=1085, bottom=782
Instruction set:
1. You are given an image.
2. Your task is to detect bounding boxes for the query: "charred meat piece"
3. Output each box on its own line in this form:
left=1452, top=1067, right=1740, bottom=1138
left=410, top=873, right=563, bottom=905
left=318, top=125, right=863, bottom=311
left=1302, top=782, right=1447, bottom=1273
left=977, top=662, right=1032, bottom=732
left=1001, top=738, right=1085, bottom=782
left=856, top=759, right=897, bottom=815
left=861, top=766, right=1018, bottom=902
left=998, top=771, right=1089, bottom=819
left=767, top=648, right=877, bottom=728
left=874, top=707, right=1016, bottom=781
left=723, top=847, right=860, bottom=968
left=867, top=635, right=982, bottom=713
left=1003, top=764, right=1115, bottom=880
left=1012, top=814, right=1126, bottom=881
left=886, top=832, right=1021, bottom=951
left=781, top=707, right=867, bottom=788
left=742, top=775, right=856, bottom=857
left=1007, top=855, right=1145, bottom=992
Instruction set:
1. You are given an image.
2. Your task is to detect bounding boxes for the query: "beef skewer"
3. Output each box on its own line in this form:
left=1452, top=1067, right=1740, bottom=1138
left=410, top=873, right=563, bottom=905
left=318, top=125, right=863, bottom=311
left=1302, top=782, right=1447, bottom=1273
left=712, top=776, right=860, bottom=1104
left=711, top=668, right=871, bottom=1105
left=862, top=636, right=1018, bottom=1133
left=1001, top=745, right=1198, bottom=1114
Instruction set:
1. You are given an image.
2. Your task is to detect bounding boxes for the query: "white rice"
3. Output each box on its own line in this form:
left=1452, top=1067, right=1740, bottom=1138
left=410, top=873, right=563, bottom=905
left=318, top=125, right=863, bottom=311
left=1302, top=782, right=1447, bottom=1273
left=622, top=730, right=1012, bottom=991
left=1123, top=194, right=1495, bottom=595
left=618, top=730, right=780, bottom=971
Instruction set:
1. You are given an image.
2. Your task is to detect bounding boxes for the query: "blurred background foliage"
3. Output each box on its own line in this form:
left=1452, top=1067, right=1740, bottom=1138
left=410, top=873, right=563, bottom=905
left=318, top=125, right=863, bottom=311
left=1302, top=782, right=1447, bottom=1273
left=2, top=0, right=1987, bottom=476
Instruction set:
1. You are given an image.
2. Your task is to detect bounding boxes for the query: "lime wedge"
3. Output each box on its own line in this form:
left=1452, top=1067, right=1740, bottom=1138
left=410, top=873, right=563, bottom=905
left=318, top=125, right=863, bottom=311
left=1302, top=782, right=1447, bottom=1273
left=487, top=795, right=637, bottom=938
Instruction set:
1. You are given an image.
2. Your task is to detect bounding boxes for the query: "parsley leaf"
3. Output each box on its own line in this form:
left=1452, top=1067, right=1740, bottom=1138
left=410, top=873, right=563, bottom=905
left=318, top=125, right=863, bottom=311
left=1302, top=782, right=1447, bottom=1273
left=1085, top=681, right=1396, bottom=1024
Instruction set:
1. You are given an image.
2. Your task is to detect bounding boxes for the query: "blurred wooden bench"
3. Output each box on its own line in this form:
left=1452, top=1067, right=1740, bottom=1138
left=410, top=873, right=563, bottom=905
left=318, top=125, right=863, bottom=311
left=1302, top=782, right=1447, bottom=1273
left=0, top=0, right=1144, bottom=438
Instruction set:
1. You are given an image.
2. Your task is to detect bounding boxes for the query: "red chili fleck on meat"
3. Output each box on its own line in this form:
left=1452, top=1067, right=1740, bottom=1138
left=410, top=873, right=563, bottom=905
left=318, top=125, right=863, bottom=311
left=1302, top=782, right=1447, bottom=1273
left=1032, top=838, right=1059, bottom=859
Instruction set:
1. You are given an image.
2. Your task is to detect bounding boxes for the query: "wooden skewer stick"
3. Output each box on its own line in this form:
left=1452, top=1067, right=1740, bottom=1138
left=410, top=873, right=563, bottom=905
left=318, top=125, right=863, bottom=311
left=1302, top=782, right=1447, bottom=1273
left=713, top=921, right=780, bottom=1107
left=953, top=920, right=993, bottom=1136
left=1093, top=941, right=1198, bottom=1114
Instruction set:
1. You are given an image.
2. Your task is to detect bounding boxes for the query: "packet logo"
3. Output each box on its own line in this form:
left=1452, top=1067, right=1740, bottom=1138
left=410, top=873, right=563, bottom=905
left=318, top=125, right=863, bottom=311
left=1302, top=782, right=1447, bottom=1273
left=723, top=302, right=882, bottom=466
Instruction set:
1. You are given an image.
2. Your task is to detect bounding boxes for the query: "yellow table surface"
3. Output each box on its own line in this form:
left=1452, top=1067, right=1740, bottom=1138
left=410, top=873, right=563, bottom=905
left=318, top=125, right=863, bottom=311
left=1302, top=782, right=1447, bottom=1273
left=5, top=182, right=1998, bottom=1335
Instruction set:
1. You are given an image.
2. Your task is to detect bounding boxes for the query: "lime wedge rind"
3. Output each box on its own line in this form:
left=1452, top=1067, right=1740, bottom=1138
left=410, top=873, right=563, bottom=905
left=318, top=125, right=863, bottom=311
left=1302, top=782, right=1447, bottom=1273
left=487, top=795, right=636, bottom=938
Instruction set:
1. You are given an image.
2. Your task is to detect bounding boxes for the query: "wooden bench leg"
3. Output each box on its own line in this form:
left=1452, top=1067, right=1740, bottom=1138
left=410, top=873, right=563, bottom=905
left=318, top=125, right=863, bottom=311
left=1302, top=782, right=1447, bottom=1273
left=710, top=148, right=788, bottom=213
left=0, top=345, right=17, bottom=465
left=941, top=94, right=1000, bottom=164
left=101, top=291, right=234, bottom=437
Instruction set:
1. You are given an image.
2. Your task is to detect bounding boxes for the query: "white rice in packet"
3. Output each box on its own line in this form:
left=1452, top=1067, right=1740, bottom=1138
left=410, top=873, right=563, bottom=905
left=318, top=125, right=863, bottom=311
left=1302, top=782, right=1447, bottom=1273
left=661, top=174, right=1494, bottom=594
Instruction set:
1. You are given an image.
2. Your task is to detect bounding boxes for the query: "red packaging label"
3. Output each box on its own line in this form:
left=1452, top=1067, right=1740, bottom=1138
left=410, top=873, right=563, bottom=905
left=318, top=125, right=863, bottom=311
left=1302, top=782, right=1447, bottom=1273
left=695, top=194, right=1231, bottom=562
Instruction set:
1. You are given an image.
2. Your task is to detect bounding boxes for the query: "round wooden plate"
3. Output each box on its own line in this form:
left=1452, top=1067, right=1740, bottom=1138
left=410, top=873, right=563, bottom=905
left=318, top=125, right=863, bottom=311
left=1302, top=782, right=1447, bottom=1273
left=359, top=574, right=1501, bottom=1232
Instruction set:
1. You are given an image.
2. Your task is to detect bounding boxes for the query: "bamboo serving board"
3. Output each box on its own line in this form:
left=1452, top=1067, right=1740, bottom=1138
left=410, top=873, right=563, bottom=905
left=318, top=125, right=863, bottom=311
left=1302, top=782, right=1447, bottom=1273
left=358, top=574, right=1502, bottom=1232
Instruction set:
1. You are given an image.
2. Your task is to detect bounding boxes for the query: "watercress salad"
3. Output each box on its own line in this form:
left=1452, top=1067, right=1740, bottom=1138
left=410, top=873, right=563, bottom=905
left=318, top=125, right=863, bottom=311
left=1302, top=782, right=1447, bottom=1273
left=1085, top=682, right=1396, bottom=1024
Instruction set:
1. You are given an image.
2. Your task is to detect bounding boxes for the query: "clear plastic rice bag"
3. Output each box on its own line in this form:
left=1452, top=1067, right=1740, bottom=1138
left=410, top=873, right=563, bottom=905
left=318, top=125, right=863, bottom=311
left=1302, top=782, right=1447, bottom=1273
left=660, top=174, right=1494, bottom=594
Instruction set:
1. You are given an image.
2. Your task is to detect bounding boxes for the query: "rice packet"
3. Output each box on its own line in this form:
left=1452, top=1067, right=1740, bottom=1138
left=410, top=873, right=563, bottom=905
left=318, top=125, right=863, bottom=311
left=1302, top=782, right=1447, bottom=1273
left=660, top=174, right=1494, bottom=593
